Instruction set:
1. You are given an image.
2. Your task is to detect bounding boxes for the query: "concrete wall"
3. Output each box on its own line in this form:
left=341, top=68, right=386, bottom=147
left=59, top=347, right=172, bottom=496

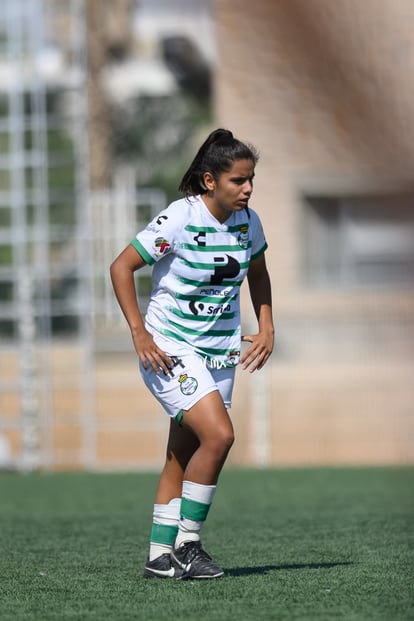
left=211, top=0, right=414, bottom=465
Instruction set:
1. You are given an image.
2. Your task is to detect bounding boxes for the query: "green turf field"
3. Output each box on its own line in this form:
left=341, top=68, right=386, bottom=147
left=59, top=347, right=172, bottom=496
left=0, top=467, right=413, bottom=621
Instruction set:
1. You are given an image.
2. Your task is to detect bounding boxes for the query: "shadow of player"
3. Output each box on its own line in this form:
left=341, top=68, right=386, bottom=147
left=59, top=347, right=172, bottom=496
left=225, top=561, right=352, bottom=577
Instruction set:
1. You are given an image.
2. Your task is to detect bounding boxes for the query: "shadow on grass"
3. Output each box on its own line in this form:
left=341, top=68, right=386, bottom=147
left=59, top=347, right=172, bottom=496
left=225, top=561, right=353, bottom=577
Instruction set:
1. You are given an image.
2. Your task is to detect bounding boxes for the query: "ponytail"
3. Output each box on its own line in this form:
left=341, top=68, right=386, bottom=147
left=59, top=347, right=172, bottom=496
left=178, top=128, right=258, bottom=198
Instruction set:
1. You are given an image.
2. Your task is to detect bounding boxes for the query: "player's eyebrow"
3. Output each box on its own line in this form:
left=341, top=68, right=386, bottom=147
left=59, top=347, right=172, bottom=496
left=230, top=174, right=255, bottom=182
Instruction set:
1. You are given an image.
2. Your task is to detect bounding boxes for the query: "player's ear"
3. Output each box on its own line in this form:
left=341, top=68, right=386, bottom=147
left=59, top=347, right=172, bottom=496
left=203, top=172, right=216, bottom=191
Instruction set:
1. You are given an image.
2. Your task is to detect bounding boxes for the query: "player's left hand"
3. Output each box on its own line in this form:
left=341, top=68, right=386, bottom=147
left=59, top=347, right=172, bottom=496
left=240, top=331, right=274, bottom=372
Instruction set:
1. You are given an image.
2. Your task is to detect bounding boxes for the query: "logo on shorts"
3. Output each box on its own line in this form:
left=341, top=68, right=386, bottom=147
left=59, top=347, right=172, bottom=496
left=153, top=237, right=171, bottom=257
left=178, top=373, right=198, bottom=396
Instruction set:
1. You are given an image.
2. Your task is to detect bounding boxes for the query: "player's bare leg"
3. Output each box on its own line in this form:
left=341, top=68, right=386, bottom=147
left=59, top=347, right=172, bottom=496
left=154, top=421, right=200, bottom=503
left=171, top=390, right=234, bottom=578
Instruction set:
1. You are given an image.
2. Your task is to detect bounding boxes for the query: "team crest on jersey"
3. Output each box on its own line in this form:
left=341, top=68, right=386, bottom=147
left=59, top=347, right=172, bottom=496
left=238, top=224, right=249, bottom=249
left=153, top=237, right=171, bottom=256
left=178, top=373, right=198, bottom=396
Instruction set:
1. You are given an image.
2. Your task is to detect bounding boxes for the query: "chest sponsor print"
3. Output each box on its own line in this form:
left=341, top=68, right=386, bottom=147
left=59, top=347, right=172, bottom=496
left=210, top=255, right=240, bottom=285
left=189, top=300, right=231, bottom=316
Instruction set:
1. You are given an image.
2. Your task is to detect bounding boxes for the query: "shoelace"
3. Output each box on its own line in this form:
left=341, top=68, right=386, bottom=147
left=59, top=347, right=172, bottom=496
left=180, top=542, right=211, bottom=563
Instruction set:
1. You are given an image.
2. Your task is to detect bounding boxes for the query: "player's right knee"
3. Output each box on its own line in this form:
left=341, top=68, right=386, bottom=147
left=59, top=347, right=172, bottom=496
left=205, top=427, right=234, bottom=456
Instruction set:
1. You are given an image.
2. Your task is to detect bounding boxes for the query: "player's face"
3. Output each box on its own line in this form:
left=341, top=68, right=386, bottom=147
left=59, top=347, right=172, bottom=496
left=203, top=158, right=255, bottom=223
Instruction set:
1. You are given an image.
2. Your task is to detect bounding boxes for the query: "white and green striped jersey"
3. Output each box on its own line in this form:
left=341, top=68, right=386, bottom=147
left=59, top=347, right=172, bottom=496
left=131, top=195, right=268, bottom=367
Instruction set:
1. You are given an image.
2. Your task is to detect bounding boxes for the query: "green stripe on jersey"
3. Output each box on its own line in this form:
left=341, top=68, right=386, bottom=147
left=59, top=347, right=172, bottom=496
left=167, top=306, right=236, bottom=321
left=180, top=497, right=211, bottom=522
left=181, top=258, right=250, bottom=270
left=194, top=344, right=241, bottom=357
left=228, top=223, right=250, bottom=232
left=177, top=275, right=244, bottom=288
left=184, top=225, right=220, bottom=233
left=180, top=242, right=251, bottom=252
left=184, top=223, right=250, bottom=233
left=174, top=292, right=238, bottom=303
left=166, top=318, right=238, bottom=337
left=158, top=328, right=238, bottom=357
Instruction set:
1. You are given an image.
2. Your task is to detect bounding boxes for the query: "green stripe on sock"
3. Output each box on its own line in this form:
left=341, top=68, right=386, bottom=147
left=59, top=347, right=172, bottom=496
left=180, top=497, right=211, bottom=522
left=150, top=523, right=178, bottom=546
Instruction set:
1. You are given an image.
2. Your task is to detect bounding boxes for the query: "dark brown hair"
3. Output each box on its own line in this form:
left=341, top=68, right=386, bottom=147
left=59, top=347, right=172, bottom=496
left=178, top=128, right=259, bottom=198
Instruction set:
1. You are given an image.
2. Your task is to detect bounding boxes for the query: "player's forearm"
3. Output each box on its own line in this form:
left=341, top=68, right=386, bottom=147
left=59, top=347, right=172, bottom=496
left=249, top=270, right=274, bottom=330
left=110, top=260, right=146, bottom=335
left=257, top=303, right=274, bottom=337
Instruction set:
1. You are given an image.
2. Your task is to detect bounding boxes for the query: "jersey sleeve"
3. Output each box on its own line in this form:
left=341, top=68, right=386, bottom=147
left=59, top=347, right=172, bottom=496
left=249, top=209, right=268, bottom=260
left=130, top=203, right=181, bottom=265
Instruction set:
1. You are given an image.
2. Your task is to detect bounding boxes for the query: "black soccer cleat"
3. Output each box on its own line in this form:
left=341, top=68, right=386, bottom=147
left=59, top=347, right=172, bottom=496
left=143, top=553, right=184, bottom=579
left=171, top=541, right=224, bottom=579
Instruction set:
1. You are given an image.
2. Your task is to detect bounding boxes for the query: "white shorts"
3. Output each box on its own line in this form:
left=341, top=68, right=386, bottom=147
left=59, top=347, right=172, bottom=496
left=138, top=345, right=235, bottom=423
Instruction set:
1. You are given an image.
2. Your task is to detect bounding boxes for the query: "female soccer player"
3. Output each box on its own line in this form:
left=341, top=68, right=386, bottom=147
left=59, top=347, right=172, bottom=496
left=110, top=128, right=274, bottom=579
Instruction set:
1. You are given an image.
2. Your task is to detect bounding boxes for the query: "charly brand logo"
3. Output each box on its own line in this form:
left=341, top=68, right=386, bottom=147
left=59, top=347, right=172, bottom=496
left=238, top=224, right=249, bottom=249
left=178, top=373, right=198, bottom=395
left=153, top=237, right=171, bottom=256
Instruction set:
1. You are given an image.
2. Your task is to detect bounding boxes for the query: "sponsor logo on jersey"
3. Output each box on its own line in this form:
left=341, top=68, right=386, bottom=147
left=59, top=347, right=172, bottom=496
left=189, top=301, right=205, bottom=315
left=199, top=288, right=231, bottom=297
left=210, top=255, right=240, bottom=285
left=153, top=237, right=171, bottom=256
left=238, top=224, right=249, bottom=249
left=189, top=300, right=231, bottom=316
left=178, top=373, right=198, bottom=395
left=207, top=304, right=231, bottom=315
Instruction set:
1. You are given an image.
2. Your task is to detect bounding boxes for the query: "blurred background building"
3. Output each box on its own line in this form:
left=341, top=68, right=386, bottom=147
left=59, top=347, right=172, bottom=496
left=0, top=0, right=413, bottom=470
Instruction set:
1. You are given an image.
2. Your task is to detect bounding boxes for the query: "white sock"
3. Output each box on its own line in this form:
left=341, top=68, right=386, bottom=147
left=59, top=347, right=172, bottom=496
left=149, top=497, right=180, bottom=561
left=174, top=481, right=216, bottom=549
